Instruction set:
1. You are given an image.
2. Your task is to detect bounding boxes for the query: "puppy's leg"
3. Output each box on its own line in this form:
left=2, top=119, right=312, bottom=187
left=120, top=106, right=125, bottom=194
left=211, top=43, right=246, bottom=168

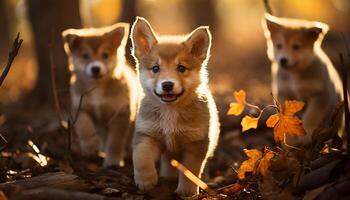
left=133, top=135, right=161, bottom=191
left=301, top=98, right=327, bottom=145
left=103, top=113, right=130, bottom=167
left=175, top=142, right=208, bottom=197
left=160, top=154, right=177, bottom=179
left=76, top=112, right=99, bottom=156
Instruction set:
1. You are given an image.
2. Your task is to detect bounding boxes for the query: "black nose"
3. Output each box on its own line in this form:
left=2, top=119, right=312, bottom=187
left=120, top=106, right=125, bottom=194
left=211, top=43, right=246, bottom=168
left=162, top=81, right=174, bottom=92
left=91, top=66, right=100, bottom=75
left=279, top=58, right=288, bottom=67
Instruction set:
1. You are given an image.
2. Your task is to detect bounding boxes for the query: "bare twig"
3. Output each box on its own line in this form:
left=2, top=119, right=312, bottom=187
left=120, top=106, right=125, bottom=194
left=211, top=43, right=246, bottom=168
left=0, top=133, right=8, bottom=152
left=262, top=0, right=273, bottom=15
left=71, top=87, right=95, bottom=124
left=0, top=32, right=23, bottom=87
left=49, top=28, right=73, bottom=157
left=0, top=32, right=23, bottom=152
left=49, top=30, right=65, bottom=127
left=339, top=53, right=350, bottom=164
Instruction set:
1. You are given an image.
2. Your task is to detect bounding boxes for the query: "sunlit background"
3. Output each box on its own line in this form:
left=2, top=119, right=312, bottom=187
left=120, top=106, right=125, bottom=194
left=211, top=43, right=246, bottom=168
left=0, top=0, right=349, bottom=111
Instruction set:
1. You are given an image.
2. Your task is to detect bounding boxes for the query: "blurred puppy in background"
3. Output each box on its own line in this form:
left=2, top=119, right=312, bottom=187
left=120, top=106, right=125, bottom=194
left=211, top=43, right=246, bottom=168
left=62, top=23, right=139, bottom=167
left=263, top=14, right=343, bottom=146
left=130, top=17, right=220, bottom=196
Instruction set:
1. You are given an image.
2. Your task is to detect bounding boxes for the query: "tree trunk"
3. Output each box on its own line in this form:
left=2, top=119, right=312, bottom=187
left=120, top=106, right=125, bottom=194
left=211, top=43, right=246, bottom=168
left=118, top=0, right=137, bottom=66
left=0, top=0, right=11, bottom=57
left=26, top=0, right=82, bottom=105
left=186, top=0, right=217, bottom=34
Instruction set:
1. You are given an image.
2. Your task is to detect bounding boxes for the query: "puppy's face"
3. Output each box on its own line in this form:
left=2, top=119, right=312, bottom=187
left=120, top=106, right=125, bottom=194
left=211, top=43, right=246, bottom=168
left=264, top=14, right=328, bottom=71
left=131, top=17, right=211, bottom=104
left=63, top=23, right=129, bottom=81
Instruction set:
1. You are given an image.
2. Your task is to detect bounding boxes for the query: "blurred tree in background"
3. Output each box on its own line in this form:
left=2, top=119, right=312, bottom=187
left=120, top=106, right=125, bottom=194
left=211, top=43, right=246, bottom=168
left=0, top=1, right=11, bottom=56
left=119, top=0, right=137, bottom=65
left=25, top=0, right=82, bottom=105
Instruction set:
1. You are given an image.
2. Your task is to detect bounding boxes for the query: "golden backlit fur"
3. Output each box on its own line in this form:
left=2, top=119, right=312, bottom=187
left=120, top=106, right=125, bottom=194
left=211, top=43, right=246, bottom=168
left=263, top=14, right=343, bottom=146
left=62, top=23, right=139, bottom=167
left=130, top=17, right=220, bottom=196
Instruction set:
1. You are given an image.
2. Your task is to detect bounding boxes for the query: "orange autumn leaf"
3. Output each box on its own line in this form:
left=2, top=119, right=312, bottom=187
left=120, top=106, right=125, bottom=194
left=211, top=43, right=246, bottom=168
left=266, top=100, right=306, bottom=142
left=238, top=149, right=275, bottom=179
left=257, top=151, right=274, bottom=177
left=227, top=90, right=246, bottom=116
left=241, top=115, right=259, bottom=132
left=238, top=149, right=261, bottom=179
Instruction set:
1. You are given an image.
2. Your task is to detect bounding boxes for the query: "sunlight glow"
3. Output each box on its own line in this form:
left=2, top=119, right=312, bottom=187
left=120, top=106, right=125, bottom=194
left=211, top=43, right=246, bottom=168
left=27, top=140, right=49, bottom=167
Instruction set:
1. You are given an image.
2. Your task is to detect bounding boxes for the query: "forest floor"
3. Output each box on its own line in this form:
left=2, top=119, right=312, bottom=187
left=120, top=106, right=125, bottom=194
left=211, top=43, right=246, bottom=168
left=0, top=102, right=275, bottom=200
left=0, top=92, right=349, bottom=200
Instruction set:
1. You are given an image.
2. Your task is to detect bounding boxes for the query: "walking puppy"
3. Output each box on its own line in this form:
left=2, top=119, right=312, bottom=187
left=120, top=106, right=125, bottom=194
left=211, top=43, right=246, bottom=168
left=62, top=23, right=138, bottom=167
left=263, top=14, right=343, bottom=145
left=130, top=17, right=220, bottom=196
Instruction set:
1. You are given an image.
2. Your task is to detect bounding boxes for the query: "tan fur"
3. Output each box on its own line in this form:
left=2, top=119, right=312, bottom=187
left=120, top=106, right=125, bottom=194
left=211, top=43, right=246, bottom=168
left=62, top=23, right=139, bottom=167
left=130, top=17, right=220, bottom=196
left=263, top=14, right=343, bottom=146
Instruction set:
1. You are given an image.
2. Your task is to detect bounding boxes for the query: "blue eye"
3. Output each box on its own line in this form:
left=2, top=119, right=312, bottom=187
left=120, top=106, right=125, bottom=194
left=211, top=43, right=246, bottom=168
left=151, top=65, right=160, bottom=73
left=177, top=65, right=187, bottom=73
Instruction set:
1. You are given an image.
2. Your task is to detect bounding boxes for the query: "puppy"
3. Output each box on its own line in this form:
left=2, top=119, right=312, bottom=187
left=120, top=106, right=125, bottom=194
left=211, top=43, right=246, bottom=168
left=263, top=14, right=343, bottom=145
left=130, top=17, right=220, bottom=196
left=62, top=23, right=139, bottom=167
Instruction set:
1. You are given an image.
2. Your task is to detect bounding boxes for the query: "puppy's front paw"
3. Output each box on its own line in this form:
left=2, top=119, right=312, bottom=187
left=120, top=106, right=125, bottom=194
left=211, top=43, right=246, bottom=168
left=134, top=168, right=158, bottom=191
left=175, top=184, right=198, bottom=197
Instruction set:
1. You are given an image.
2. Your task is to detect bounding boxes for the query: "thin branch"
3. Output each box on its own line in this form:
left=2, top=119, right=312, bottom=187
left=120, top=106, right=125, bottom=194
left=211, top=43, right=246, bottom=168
left=71, top=87, right=95, bottom=124
left=0, top=32, right=23, bottom=87
left=263, top=0, right=273, bottom=15
left=49, top=31, right=65, bottom=128
left=0, top=133, right=8, bottom=152
left=0, top=32, right=23, bottom=151
left=72, top=95, right=84, bottom=124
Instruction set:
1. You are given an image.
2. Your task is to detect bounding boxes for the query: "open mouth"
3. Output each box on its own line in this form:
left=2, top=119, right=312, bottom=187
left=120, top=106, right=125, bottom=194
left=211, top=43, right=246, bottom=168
left=88, top=74, right=103, bottom=79
left=154, top=89, right=185, bottom=103
left=92, top=75, right=102, bottom=79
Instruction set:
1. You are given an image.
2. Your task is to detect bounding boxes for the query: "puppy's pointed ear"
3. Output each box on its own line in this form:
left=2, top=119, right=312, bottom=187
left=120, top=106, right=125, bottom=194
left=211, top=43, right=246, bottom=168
left=265, top=14, right=283, bottom=34
left=105, top=23, right=130, bottom=47
left=306, top=23, right=329, bottom=42
left=62, top=29, right=82, bottom=53
left=184, top=26, right=211, bottom=62
left=131, top=17, right=158, bottom=58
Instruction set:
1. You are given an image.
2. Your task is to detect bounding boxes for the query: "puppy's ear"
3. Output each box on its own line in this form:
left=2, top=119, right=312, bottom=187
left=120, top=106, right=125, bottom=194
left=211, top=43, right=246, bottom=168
left=183, top=26, right=211, bottom=62
left=264, top=14, right=283, bottom=34
left=105, top=23, right=130, bottom=47
left=62, top=29, right=82, bottom=53
left=306, top=23, right=329, bottom=42
left=131, top=17, right=158, bottom=59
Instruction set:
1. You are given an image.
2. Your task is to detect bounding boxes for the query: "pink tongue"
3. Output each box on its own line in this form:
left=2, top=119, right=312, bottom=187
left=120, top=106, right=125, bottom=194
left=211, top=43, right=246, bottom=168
left=163, top=94, right=176, bottom=99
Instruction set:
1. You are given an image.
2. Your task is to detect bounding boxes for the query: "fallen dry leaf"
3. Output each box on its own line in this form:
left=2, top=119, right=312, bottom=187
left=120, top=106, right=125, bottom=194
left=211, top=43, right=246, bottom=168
left=227, top=90, right=246, bottom=116
left=241, top=115, right=259, bottom=132
left=266, top=100, right=305, bottom=143
left=257, top=151, right=274, bottom=177
left=238, top=149, right=274, bottom=179
left=238, top=149, right=261, bottom=179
